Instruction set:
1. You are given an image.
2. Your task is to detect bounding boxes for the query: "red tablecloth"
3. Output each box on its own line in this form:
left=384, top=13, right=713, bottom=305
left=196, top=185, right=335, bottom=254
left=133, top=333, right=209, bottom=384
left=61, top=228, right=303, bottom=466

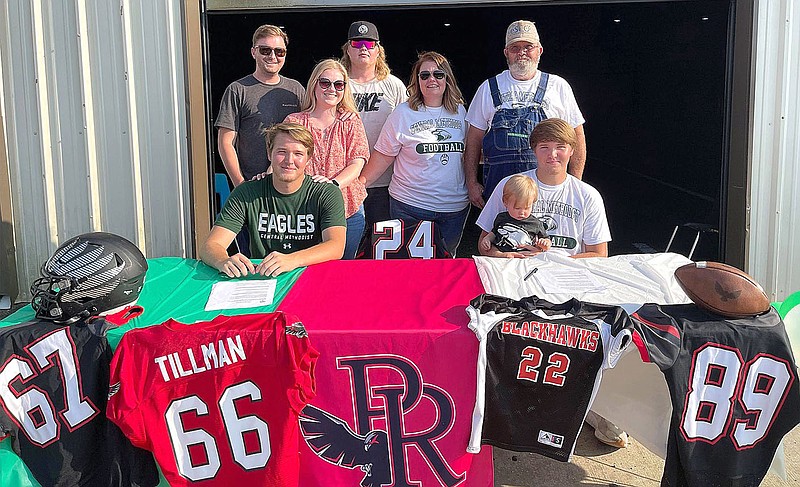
left=279, top=258, right=493, bottom=487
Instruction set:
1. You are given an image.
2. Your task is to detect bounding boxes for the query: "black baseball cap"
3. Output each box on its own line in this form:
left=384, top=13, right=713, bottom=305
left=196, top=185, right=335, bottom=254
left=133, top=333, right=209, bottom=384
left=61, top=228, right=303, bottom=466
left=348, top=21, right=379, bottom=41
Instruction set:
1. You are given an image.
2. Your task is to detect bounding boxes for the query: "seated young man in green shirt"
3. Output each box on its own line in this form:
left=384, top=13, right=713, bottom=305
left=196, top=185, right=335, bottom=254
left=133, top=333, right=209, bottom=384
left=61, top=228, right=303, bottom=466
left=200, top=122, right=346, bottom=277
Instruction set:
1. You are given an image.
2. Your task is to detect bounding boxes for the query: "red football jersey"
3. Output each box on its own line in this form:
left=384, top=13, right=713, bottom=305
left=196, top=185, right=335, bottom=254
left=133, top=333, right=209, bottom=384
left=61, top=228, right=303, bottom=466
left=106, top=312, right=318, bottom=486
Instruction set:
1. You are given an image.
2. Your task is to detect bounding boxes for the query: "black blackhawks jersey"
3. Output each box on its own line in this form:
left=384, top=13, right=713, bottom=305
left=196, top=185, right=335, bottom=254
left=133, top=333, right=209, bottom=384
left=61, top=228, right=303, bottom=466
left=632, top=304, right=800, bottom=487
left=0, top=319, right=158, bottom=487
left=466, top=294, right=633, bottom=461
left=357, top=218, right=451, bottom=259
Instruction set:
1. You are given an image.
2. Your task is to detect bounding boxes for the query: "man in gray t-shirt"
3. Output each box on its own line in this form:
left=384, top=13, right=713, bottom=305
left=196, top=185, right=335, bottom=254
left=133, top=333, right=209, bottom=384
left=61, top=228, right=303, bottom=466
left=215, top=24, right=305, bottom=185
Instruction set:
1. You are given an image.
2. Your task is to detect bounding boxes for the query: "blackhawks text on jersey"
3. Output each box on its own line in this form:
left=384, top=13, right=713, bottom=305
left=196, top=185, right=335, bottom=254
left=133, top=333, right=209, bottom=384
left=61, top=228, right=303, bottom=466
left=632, top=304, right=800, bottom=486
left=466, top=294, right=632, bottom=461
left=0, top=319, right=158, bottom=487
left=357, top=218, right=451, bottom=259
left=106, top=312, right=319, bottom=487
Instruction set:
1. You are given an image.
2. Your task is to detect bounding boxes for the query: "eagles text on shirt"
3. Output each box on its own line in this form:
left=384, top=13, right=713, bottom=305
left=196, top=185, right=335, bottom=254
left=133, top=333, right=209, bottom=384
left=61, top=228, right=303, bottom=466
left=257, top=212, right=315, bottom=234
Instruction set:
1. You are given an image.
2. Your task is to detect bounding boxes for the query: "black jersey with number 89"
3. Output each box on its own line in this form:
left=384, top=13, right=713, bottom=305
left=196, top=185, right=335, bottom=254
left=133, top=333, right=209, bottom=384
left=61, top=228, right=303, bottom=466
left=632, top=304, right=800, bottom=487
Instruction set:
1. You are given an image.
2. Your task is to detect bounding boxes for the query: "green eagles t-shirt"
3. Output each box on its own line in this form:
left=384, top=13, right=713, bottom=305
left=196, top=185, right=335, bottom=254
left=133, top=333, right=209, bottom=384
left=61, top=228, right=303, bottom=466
left=215, top=175, right=346, bottom=258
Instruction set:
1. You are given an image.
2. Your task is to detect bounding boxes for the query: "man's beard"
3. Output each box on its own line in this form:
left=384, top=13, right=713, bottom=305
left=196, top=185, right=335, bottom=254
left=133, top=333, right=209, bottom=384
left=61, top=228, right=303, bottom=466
left=508, top=58, right=537, bottom=79
left=275, top=168, right=302, bottom=183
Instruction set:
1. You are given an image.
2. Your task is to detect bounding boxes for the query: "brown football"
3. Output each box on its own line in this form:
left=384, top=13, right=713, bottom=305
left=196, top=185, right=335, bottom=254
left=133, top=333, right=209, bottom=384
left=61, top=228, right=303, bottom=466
left=674, top=261, right=770, bottom=318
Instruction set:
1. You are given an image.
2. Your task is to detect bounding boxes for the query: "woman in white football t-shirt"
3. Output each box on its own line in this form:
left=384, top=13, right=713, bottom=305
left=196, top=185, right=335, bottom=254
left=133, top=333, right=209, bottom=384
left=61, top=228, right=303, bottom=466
left=359, top=51, right=469, bottom=256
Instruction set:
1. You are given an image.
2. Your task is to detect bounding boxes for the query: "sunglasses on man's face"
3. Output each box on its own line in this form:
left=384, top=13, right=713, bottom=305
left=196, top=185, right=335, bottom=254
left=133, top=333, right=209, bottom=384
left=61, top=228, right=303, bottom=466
left=255, top=46, right=286, bottom=58
left=418, top=70, right=446, bottom=81
left=318, top=78, right=347, bottom=91
left=350, top=39, right=377, bottom=50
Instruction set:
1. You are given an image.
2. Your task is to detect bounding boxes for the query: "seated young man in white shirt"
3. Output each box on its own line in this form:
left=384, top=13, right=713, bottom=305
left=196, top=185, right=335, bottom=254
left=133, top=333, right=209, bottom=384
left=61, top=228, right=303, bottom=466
left=476, top=118, right=610, bottom=259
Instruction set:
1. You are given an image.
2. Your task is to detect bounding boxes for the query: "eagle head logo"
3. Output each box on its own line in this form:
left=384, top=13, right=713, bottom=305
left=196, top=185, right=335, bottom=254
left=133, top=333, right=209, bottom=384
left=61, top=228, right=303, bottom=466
left=431, top=129, right=451, bottom=142
left=539, top=215, right=557, bottom=232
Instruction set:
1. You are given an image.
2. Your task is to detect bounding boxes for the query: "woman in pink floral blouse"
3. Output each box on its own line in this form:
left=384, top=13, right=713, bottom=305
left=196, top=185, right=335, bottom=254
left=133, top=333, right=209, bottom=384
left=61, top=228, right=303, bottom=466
left=284, top=59, right=369, bottom=259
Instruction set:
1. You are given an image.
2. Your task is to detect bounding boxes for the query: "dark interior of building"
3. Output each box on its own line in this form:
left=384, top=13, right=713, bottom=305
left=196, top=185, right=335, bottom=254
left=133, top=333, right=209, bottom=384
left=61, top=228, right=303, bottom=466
left=206, top=0, right=730, bottom=260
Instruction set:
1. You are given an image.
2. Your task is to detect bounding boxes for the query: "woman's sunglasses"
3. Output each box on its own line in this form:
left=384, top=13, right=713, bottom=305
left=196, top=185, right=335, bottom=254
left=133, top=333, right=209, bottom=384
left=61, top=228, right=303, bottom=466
left=318, top=78, right=347, bottom=91
left=350, top=40, right=378, bottom=50
left=255, top=46, right=286, bottom=58
left=418, top=70, right=446, bottom=81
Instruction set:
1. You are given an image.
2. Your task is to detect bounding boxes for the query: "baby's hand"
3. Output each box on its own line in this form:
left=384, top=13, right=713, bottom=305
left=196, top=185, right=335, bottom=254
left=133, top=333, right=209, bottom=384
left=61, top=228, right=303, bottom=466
left=479, top=237, right=491, bottom=252
left=536, top=238, right=551, bottom=251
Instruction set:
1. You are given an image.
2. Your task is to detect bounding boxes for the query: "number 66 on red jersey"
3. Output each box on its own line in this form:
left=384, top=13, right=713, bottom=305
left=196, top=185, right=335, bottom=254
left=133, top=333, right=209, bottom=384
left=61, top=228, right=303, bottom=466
left=106, top=312, right=318, bottom=487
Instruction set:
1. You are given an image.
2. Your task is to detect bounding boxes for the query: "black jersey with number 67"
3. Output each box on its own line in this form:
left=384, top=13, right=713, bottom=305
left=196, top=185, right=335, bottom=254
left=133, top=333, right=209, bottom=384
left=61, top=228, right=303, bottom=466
left=0, top=320, right=157, bottom=487
left=632, top=304, right=800, bottom=487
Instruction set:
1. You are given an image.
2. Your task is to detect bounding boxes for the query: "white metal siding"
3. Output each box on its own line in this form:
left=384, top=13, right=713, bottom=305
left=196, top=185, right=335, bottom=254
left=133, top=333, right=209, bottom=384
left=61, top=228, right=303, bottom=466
left=749, top=0, right=800, bottom=301
left=0, top=0, right=191, bottom=300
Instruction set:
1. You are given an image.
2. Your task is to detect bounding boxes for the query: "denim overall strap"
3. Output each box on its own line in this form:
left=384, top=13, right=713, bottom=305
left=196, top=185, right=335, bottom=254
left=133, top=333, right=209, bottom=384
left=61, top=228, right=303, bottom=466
left=533, top=72, right=549, bottom=105
left=481, top=72, right=551, bottom=200
left=488, top=75, right=503, bottom=108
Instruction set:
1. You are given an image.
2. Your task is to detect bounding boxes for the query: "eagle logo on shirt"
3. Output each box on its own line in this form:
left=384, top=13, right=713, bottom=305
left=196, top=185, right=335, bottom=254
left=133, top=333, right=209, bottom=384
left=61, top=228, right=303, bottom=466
left=539, top=215, right=557, bottom=232
left=497, top=223, right=534, bottom=250
left=431, top=129, right=452, bottom=142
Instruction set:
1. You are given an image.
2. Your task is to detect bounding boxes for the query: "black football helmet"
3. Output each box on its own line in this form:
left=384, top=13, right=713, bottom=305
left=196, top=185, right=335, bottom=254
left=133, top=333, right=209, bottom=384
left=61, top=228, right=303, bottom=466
left=31, top=232, right=148, bottom=323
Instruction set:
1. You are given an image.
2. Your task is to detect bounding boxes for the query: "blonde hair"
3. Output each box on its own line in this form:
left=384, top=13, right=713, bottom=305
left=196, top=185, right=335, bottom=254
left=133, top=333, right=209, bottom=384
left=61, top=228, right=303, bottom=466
left=265, top=122, right=314, bottom=158
left=407, top=51, right=465, bottom=114
left=300, top=59, right=358, bottom=114
left=252, top=25, right=288, bottom=47
left=339, top=42, right=391, bottom=81
left=502, top=175, right=538, bottom=206
left=529, top=118, right=577, bottom=148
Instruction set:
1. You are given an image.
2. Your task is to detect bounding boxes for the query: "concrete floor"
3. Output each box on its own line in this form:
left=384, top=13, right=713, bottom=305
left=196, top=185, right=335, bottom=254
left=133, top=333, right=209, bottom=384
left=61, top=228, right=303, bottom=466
left=494, top=423, right=800, bottom=486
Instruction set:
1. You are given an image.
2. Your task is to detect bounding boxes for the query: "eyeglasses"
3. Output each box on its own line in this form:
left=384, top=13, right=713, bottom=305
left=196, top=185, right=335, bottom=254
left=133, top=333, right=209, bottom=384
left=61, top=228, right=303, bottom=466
left=507, top=44, right=539, bottom=54
left=255, top=46, right=286, bottom=58
left=350, top=39, right=378, bottom=50
left=318, top=78, right=347, bottom=91
left=418, top=70, right=446, bottom=81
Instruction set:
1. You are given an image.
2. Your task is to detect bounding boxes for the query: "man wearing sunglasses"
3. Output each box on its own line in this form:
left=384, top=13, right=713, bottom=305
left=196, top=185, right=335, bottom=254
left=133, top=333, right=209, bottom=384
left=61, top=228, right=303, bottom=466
left=340, top=21, right=407, bottom=227
left=464, top=20, right=587, bottom=209
left=215, top=24, right=305, bottom=188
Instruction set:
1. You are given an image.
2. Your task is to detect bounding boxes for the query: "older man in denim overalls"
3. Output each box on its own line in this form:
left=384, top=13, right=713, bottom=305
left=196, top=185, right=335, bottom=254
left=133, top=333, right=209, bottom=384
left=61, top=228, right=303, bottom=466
left=464, top=20, right=587, bottom=208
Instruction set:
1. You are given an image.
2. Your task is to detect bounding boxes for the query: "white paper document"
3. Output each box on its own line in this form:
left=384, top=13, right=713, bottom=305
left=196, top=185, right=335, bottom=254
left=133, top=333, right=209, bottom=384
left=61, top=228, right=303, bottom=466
left=205, top=279, right=276, bottom=311
left=534, top=266, right=605, bottom=294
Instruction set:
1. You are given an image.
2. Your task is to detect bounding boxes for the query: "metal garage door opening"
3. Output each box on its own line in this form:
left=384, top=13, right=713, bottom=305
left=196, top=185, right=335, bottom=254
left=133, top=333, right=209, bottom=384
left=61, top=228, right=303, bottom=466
left=205, top=0, right=731, bottom=260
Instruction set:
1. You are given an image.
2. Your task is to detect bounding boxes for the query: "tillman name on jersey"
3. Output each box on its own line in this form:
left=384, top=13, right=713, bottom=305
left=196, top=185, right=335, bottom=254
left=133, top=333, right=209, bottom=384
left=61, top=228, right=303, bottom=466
left=500, top=320, right=599, bottom=352
left=154, top=334, right=246, bottom=382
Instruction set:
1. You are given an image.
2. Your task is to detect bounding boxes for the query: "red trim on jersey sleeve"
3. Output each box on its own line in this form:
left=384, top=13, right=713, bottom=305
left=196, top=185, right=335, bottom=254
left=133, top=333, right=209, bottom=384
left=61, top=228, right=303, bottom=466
left=103, top=305, right=144, bottom=325
left=277, top=312, right=320, bottom=414
left=105, top=334, right=148, bottom=447
left=632, top=329, right=652, bottom=363
left=632, top=312, right=681, bottom=339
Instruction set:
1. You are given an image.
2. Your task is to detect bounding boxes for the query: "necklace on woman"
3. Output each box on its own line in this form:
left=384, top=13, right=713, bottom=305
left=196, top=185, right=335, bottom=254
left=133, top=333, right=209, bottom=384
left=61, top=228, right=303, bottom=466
left=424, top=104, right=445, bottom=122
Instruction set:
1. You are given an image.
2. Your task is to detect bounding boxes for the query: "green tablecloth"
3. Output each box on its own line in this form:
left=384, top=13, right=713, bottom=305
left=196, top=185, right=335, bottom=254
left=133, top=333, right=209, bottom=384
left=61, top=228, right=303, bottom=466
left=1, top=257, right=304, bottom=349
left=0, top=257, right=304, bottom=486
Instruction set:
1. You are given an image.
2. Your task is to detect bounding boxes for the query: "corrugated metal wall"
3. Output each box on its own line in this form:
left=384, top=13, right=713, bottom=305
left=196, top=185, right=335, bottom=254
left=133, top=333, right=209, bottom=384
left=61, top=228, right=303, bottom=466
left=0, top=0, right=192, bottom=300
left=749, top=0, right=800, bottom=301
left=0, top=0, right=796, bottom=302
